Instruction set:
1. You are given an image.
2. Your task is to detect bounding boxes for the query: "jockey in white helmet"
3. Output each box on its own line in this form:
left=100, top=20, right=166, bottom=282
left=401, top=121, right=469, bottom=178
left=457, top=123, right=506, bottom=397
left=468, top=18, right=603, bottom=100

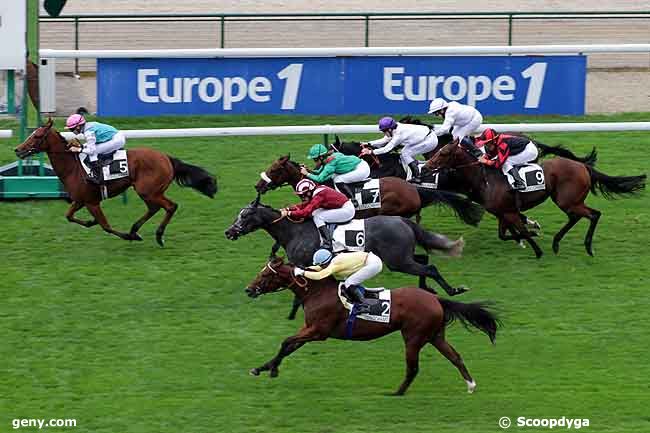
left=428, top=98, right=483, bottom=145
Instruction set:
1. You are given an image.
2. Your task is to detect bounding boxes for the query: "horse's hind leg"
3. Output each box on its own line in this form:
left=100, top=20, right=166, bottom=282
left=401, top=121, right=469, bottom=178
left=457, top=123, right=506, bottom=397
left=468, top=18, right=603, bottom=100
left=143, top=194, right=178, bottom=247
left=503, top=213, right=543, bottom=258
left=431, top=334, right=476, bottom=393
left=66, top=201, right=98, bottom=228
left=552, top=213, right=581, bottom=255
left=389, top=260, right=467, bottom=296
left=84, top=203, right=131, bottom=240
left=128, top=203, right=161, bottom=241
left=393, top=334, right=427, bottom=396
left=584, top=208, right=601, bottom=256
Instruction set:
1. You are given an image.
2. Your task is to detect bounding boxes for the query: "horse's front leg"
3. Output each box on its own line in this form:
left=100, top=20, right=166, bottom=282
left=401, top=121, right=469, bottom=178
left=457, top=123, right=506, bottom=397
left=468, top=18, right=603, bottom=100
left=65, top=201, right=98, bottom=228
left=287, top=296, right=302, bottom=320
left=84, top=203, right=132, bottom=240
left=250, top=326, right=325, bottom=378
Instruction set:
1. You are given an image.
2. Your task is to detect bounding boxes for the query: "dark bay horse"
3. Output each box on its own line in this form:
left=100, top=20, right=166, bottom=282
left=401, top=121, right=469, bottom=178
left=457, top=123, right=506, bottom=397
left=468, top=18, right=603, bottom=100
left=225, top=199, right=469, bottom=296
left=426, top=140, right=646, bottom=257
left=14, top=119, right=217, bottom=245
left=245, top=257, right=499, bottom=396
left=254, top=155, right=484, bottom=227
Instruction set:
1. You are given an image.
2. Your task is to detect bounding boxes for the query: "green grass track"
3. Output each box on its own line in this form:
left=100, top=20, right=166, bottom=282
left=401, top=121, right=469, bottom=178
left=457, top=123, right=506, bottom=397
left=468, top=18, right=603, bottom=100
left=1, top=113, right=648, bottom=433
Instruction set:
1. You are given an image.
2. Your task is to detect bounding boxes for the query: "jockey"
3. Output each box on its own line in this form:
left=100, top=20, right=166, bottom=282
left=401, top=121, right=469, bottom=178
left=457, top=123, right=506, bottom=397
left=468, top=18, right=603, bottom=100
left=360, top=116, right=438, bottom=184
left=294, top=249, right=383, bottom=314
left=428, top=98, right=483, bottom=146
left=475, top=129, right=539, bottom=190
left=301, top=143, right=371, bottom=203
left=281, top=179, right=355, bottom=250
left=65, top=113, right=126, bottom=184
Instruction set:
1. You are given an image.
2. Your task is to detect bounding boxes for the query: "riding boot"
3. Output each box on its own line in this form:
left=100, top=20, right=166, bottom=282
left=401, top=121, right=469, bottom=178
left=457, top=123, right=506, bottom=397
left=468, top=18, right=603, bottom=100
left=508, top=168, right=526, bottom=190
left=408, top=161, right=422, bottom=184
left=88, top=160, right=103, bottom=185
left=345, top=284, right=371, bottom=314
left=336, top=182, right=358, bottom=207
left=318, top=225, right=334, bottom=251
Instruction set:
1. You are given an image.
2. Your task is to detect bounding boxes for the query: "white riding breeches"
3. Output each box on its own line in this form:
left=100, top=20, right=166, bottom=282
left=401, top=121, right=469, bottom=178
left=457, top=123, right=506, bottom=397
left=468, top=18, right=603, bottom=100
left=501, top=142, right=539, bottom=174
left=400, top=133, right=438, bottom=165
left=332, top=160, right=370, bottom=184
left=452, top=112, right=483, bottom=141
left=344, top=252, right=383, bottom=287
left=85, top=132, right=126, bottom=162
left=312, top=201, right=355, bottom=228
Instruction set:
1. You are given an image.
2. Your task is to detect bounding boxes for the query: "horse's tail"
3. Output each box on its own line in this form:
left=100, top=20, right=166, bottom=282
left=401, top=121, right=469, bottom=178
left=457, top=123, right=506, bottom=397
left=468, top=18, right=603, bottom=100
left=439, top=299, right=500, bottom=344
left=588, top=167, right=646, bottom=200
left=536, top=141, right=598, bottom=166
left=403, top=219, right=464, bottom=256
left=168, top=156, right=218, bottom=198
left=416, top=188, right=484, bottom=227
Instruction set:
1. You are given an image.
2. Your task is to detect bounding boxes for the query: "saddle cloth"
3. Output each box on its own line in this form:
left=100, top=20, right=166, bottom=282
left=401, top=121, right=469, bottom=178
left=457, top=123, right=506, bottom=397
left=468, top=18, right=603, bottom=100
left=80, top=149, right=129, bottom=182
left=338, top=283, right=391, bottom=323
left=506, top=163, right=546, bottom=192
left=334, top=178, right=381, bottom=210
left=332, top=219, right=366, bottom=253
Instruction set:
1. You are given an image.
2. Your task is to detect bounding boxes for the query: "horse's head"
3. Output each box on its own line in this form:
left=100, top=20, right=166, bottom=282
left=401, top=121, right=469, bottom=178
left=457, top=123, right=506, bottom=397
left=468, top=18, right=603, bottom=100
left=14, top=118, right=62, bottom=158
left=426, top=140, right=473, bottom=171
left=225, top=196, right=277, bottom=240
left=255, top=154, right=301, bottom=193
left=245, top=256, right=304, bottom=298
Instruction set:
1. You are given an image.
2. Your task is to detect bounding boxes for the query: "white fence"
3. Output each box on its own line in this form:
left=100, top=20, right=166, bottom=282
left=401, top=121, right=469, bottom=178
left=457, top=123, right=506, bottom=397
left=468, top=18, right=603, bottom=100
left=39, top=43, right=650, bottom=59
left=3, top=121, right=650, bottom=141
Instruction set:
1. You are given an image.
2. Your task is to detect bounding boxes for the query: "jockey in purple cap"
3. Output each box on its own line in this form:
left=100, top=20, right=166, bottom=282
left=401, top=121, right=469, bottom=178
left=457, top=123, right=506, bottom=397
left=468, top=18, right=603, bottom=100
left=65, top=111, right=126, bottom=184
left=360, top=116, right=439, bottom=183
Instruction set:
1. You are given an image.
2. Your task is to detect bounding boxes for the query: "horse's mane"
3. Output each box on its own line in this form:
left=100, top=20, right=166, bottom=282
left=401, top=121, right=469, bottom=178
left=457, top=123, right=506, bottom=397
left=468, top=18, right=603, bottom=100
left=398, top=116, right=434, bottom=129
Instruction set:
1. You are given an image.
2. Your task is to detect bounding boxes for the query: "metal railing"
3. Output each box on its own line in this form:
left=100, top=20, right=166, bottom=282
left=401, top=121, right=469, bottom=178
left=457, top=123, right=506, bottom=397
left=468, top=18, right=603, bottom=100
left=40, top=11, right=650, bottom=74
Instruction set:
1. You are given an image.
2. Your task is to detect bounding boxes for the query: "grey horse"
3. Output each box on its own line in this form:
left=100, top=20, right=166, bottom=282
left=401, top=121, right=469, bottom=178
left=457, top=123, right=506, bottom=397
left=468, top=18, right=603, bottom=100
left=225, top=199, right=469, bottom=298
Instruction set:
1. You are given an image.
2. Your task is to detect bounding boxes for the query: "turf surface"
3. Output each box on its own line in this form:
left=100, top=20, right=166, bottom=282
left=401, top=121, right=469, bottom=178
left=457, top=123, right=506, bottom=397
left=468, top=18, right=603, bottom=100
left=1, top=113, right=648, bottom=433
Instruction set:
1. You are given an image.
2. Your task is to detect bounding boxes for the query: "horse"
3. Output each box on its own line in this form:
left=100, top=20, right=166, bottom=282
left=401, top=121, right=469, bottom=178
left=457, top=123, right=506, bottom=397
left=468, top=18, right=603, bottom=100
left=425, top=140, right=646, bottom=257
left=254, top=155, right=484, bottom=227
left=225, top=198, right=470, bottom=297
left=245, top=257, right=500, bottom=396
left=14, top=119, right=217, bottom=246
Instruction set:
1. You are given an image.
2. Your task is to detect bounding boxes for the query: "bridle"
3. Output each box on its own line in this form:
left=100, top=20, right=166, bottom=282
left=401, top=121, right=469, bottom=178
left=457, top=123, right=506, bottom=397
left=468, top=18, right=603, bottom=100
left=251, top=261, right=308, bottom=295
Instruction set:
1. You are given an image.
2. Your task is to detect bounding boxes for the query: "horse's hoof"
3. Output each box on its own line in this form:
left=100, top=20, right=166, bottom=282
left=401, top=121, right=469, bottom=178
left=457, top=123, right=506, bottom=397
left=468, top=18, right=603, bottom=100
left=466, top=380, right=477, bottom=394
left=269, top=369, right=279, bottom=378
left=129, top=232, right=143, bottom=241
left=386, top=391, right=405, bottom=397
left=156, top=234, right=165, bottom=247
left=518, top=240, right=527, bottom=249
left=287, top=315, right=296, bottom=321
left=249, top=368, right=261, bottom=376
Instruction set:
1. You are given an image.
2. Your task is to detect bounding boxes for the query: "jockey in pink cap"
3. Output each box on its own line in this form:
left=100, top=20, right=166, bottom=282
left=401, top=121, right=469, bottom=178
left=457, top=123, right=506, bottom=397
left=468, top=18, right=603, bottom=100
left=65, top=110, right=126, bottom=184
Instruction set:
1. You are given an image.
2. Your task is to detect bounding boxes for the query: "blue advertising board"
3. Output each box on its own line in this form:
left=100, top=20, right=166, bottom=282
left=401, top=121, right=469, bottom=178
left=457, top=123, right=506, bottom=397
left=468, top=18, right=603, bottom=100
left=97, top=55, right=585, bottom=116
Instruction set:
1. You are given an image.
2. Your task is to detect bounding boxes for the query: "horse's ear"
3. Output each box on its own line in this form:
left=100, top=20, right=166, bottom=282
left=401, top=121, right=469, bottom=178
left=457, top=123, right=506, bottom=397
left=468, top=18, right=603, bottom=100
left=45, top=117, right=53, bottom=127
left=334, top=135, right=341, bottom=145
left=279, top=154, right=289, bottom=163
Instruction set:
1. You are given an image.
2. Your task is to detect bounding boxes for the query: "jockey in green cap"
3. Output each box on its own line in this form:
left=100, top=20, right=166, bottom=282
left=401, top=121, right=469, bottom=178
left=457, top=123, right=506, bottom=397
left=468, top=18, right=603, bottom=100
left=301, top=143, right=371, bottom=204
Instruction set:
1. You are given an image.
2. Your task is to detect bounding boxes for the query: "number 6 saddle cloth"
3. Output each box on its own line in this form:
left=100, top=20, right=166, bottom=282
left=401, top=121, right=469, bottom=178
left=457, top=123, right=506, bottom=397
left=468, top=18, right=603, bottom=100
left=332, top=219, right=366, bottom=253
left=338, top=283, right=391, bottom=323
left=79, top=149, right=130, bottom=182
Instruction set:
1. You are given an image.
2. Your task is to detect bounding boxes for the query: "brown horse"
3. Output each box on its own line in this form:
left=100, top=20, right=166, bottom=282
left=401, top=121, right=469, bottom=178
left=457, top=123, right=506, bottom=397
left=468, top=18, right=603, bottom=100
left=245, top=257, right=499, bottom=396
left=254, top=155, right=484, bottom=226
left=14, top=119, right=217, bottom=245
left=425, top=140, right=646, bottom=257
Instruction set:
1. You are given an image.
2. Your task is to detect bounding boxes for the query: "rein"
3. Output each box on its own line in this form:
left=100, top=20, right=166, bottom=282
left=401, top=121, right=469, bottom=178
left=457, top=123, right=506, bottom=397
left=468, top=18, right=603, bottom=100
left=263, top=262, right=309, bottom=292
left=271, top=213, right=305, bottom=224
